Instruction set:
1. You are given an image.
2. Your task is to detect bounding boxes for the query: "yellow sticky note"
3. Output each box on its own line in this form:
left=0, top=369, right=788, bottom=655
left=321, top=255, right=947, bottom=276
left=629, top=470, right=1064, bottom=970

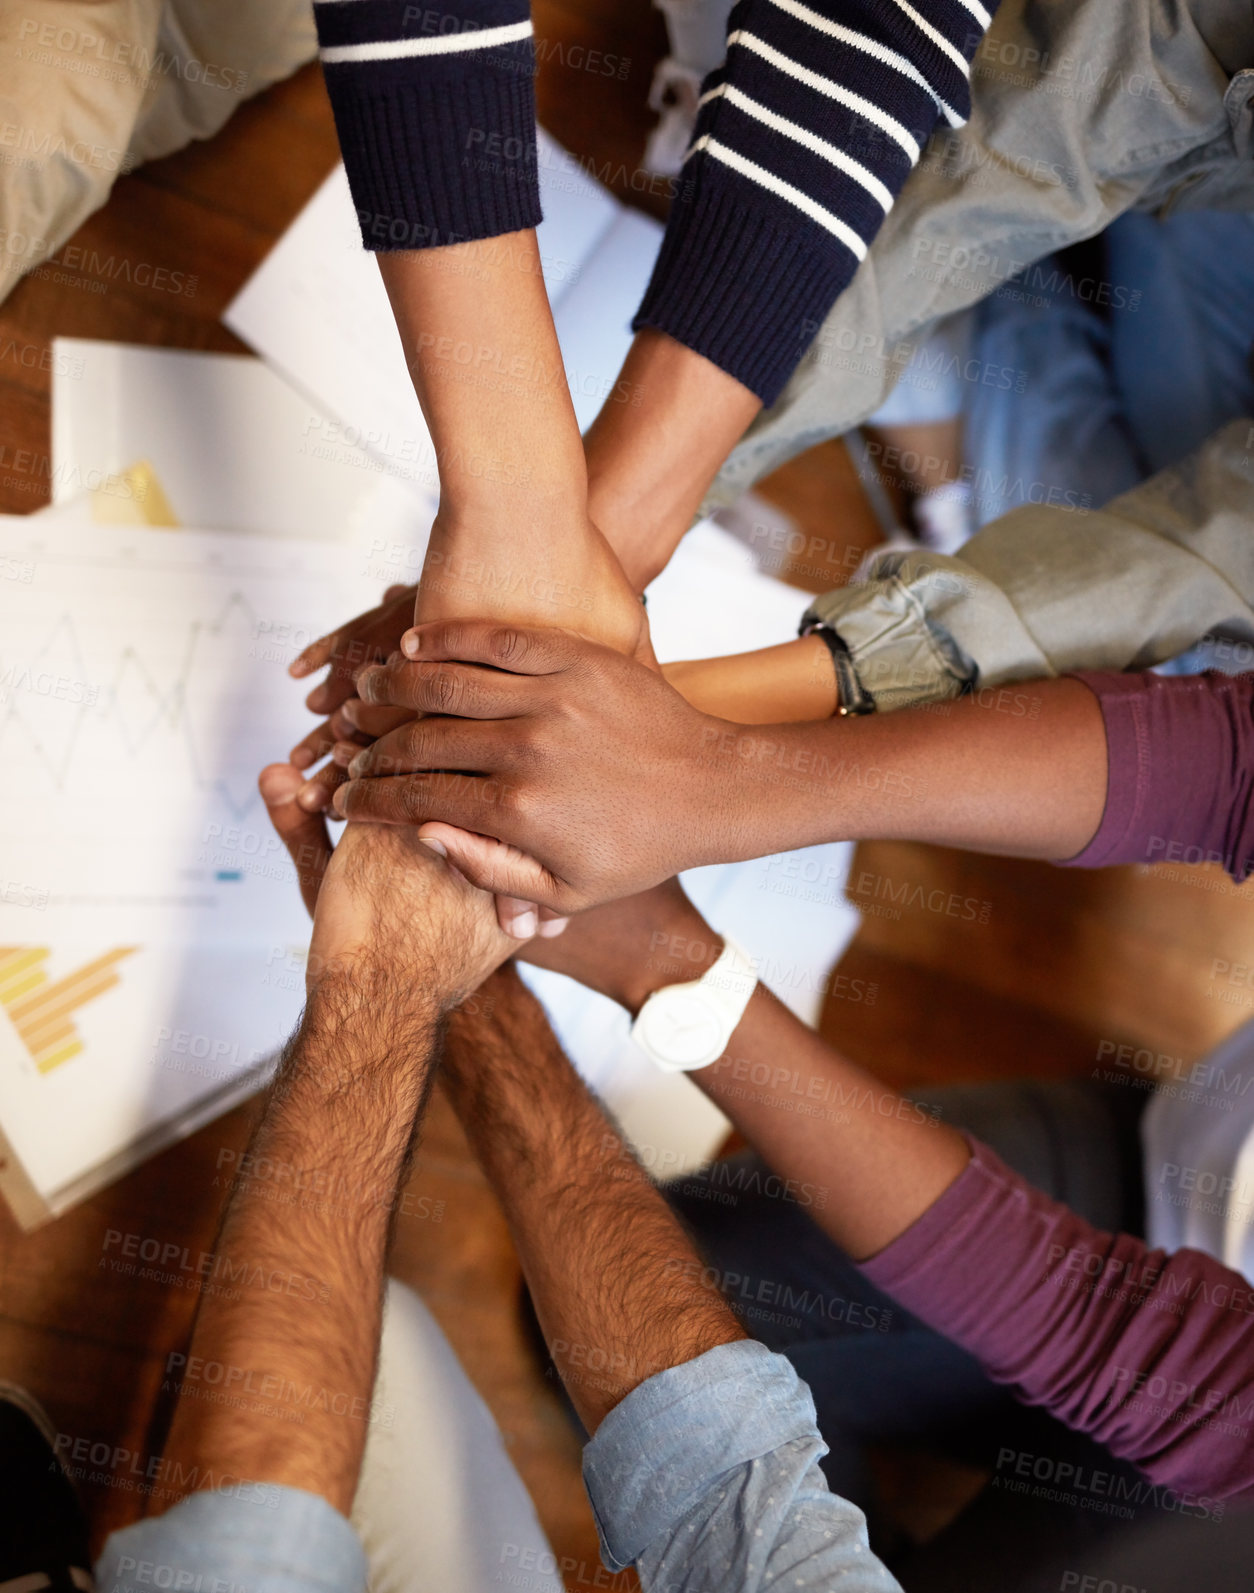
left=91, top=460, right=180, bottom=528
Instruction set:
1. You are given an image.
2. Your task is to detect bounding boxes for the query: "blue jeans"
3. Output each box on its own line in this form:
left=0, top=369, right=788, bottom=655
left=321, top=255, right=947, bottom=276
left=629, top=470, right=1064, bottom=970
left=966, top=212, right=1254, bottom=526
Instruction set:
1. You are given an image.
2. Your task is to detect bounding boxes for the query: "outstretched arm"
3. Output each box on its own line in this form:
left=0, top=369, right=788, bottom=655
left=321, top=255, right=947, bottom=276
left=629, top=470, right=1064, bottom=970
left=157, top=788, right=518, bottom=1510
left=332, top=623, right=1110, bottom=911
left=520, top=878, right=1254, bottom=1503
left=335, top=636, right=1254, bottom=914
left=440, top=965, right=902, bottom=1591
left=95, top=783, right=519, bottom=1590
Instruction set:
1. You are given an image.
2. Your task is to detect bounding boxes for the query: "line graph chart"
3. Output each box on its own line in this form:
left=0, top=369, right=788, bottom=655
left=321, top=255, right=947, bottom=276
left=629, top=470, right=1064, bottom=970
left=0, top=520, right=377, bottom=941
left=2, top=591, right=279, bottom=817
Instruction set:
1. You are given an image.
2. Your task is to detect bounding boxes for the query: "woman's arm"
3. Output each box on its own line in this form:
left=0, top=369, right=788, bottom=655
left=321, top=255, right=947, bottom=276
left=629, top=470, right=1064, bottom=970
left=375, top=240, right=646, bottom=655
left=522, top=879, right=1254, bottom=1502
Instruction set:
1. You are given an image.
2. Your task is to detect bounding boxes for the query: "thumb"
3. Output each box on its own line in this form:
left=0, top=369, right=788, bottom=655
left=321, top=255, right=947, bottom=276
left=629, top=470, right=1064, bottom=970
left=416, top=824, right=570, bottom=931
left=259, top=762, right=334, bottom=918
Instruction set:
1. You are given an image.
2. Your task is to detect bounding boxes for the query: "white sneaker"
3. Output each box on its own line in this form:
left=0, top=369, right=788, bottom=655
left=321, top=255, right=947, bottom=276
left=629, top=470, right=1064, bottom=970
left=644, top=58, right=703, bottom=177
left=911, top=480, right=975, bottom=556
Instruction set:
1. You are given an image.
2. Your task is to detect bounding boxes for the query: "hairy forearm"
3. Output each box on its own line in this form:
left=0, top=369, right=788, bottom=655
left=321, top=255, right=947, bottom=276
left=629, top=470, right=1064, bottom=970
left=716, top=675, right=1108, bottom=866
left=161, top=979, right=440, bottom=1513
left=442, top=974, right=745, bottom=1432
left=585, top=330, right=761, bottom=591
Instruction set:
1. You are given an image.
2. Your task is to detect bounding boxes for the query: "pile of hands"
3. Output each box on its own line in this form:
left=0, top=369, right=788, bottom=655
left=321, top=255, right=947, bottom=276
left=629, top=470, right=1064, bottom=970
left=257, top=563, right=768, bottom=1013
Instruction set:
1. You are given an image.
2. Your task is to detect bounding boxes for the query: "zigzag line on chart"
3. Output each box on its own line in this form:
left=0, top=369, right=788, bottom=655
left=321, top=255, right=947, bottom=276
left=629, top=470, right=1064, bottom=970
left=0, top=592, right=273, bottom=819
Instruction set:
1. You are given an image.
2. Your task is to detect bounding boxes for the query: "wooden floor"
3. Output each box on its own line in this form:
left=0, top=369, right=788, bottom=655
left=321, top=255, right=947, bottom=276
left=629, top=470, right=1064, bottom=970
left=3, top=2, right=1254, bottom=1585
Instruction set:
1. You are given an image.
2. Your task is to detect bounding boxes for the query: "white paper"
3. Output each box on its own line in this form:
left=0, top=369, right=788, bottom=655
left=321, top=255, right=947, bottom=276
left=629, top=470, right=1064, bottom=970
left=553, top=208, right=664, bottom=432
left=50, top=339, right=435, bottom=540
left=0, top=518, right=376, bottom=946
left=224, top=131, right=661, bottom=463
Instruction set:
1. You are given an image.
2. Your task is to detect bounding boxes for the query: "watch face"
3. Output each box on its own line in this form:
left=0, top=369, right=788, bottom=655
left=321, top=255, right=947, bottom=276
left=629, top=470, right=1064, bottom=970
left=639, top=992, right=724, bottom=1069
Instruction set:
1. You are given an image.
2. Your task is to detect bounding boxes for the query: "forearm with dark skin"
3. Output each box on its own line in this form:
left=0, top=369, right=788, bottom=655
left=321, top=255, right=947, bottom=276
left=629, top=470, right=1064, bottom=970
left=523, top=892, right=969, bottom=1264
left=337, top=638, right=1110, bottom=913
left=583, top=329, right=762, bottom=592
left=160, top=976, right=439, bottom=1514
left=726, top=674, right=1109, bottom=864
left=441, top=971, right=746, bottom=1433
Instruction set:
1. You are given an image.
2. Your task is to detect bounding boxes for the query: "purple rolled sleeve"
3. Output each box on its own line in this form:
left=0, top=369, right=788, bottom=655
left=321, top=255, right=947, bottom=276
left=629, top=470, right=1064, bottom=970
left=862, top=1136, right=1254, bottom=1503
left=1063, top=670, right=1254, bottom=881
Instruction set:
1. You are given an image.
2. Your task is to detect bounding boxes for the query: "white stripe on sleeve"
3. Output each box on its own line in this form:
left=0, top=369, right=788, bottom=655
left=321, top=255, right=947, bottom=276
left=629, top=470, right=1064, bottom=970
left=698, top=83, right=897, bottom=210
left=320, top=19, right=532, bottom=64
left=687, top=134, right=869, bottom=259
left=725, top=31, right=921, bottom=162
left=765, top=0, right=962, bottom=124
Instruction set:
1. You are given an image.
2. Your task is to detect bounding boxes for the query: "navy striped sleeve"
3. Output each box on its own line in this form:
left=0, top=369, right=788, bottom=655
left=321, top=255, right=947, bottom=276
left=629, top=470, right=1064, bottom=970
left=634, top=0, right=998, bottom=405
left=313, top=0, right=542, bottom=250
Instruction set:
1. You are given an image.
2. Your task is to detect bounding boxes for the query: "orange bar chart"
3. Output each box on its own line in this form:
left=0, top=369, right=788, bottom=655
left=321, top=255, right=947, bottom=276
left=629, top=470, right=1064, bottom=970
left=0, top=947, right=137, bottom=1073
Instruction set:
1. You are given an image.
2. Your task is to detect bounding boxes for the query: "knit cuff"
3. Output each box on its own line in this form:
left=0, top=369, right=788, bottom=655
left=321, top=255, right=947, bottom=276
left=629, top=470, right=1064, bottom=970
left=632, top=165, right=858, bottom=406
left=320, top=48, right=541, bottom=250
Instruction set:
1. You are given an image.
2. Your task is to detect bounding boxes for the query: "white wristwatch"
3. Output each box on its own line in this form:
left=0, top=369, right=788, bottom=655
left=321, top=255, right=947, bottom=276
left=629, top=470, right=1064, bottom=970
left=630, top=937, right=758, bottom=1073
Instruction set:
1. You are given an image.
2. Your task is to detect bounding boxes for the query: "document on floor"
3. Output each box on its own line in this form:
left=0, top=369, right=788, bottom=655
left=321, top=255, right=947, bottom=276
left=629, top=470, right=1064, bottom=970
left=224, top=130, right=664, bottom=463
left=0, top=515, right=378, bottom=1226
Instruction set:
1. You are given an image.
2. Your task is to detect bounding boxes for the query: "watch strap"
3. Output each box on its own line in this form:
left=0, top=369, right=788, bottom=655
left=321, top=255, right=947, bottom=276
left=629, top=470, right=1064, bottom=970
left=802, top=621, right=875, bottom=716
left=631, top=936, right=758, bottom=1073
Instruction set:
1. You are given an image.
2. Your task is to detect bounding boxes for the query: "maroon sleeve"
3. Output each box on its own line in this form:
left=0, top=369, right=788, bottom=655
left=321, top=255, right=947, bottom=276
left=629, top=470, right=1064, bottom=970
left=861, top=1136, right=1254, bottom=1503
left=1061, top=670, right=1254, bottom=881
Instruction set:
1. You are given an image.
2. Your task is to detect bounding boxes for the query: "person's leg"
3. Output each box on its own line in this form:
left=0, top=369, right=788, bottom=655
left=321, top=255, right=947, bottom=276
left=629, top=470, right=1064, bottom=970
left=963, top=268, right=1143, bottom=528
left=351, top=1280, right=563, bottom=1593
left=1106, top=210, right=1254, bottom=476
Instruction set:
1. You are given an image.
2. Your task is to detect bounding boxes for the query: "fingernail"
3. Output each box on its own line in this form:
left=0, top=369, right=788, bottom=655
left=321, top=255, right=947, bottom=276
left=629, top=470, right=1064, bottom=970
left=537, top=916, right=570, bottom=939
left=260, top=777, right=297, bottom=807
left=331, top=786, right=349, bottom=818
left=509, top=908, right=538, bottom=939
left=297, top=784, right=326, bottom=812
left=348, top=751, right=369, bottom=778
left=420, top=837, right=448, bottom=858
left=356, top=668, right=378, bottom=703
left=290, top=658, right=310, bottom=678
left=340, top=698, right=359, bottom=727
left=401, top=630, right=421, bottom=658
left=331, top=742, right=357, bottom=767
left=290, top=748, right=313, bottom=770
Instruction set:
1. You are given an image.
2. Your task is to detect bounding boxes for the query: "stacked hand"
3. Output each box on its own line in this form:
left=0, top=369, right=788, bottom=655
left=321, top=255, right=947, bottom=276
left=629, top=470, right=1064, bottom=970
left=258, top=763, right=520, bottom=1008
left=284, top=504, right=667, bottom=935
left=328, top=620, right=746, bottom=915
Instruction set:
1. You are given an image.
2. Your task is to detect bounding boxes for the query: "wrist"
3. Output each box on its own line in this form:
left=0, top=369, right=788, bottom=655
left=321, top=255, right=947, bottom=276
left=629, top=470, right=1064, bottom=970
left=298, top=973, right=440, bottom=1083
left=616, top=910, right=724, bottom=1016
left=585, top=470, right=682, bottom=594
left=583, top=331, right=759, bottom=593
left=435, top=460, right=587, bottom=530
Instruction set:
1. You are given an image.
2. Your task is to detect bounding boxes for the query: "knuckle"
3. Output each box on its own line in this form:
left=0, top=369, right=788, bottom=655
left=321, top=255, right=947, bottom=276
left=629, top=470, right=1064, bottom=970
left=511, top=723, right=544, bottom=771
left=398, top=777, right=428, bottom=825
left=488, top=626, right=529, bottom=669
left=499, top=780, right=531, bottom=822
left=427, top=665, right=463, bottom=716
